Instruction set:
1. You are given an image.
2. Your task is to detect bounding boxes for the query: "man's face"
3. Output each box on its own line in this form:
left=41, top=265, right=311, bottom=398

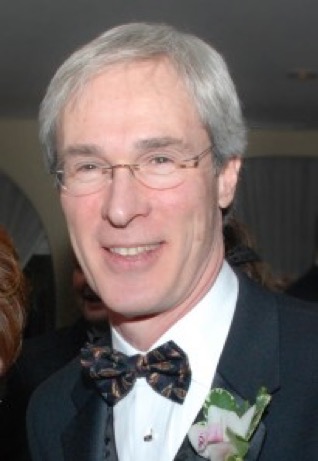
left=58, top=58, right=240, bottom=322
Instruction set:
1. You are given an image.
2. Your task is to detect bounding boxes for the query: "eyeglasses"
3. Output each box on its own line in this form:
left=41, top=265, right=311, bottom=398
left=52, top=145, right=213, bottom=196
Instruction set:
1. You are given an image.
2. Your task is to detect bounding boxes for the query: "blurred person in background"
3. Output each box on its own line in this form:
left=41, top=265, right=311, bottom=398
left=72, top=257, right=108, bottom=333
left=0, top=257, right=107, bottom=461
left=224, top=216, right=287, bottom=292
left=0, top=225, right=27, bottom=381
left=0, top=225, right=28, bottom=458
left=286, top=216, right=318, bottom=303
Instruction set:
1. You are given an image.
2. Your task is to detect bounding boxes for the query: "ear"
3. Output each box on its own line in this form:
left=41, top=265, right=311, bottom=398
left=218, top=157, right=241, bottom=209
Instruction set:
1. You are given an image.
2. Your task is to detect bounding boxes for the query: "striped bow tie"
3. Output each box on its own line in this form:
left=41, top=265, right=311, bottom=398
left=81, top=340, right=191, bottom=406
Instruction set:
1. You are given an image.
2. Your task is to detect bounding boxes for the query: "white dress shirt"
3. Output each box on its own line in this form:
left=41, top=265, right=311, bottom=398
left=112, top=261, right=238, bottom=461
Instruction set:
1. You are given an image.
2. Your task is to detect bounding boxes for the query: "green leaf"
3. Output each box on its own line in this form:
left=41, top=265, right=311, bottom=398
left=203, top=388, right=250, bottom=419
left=204, top=388, right=238, bottom=417
left=226, top=428, right=249, bottom=458
left=246, top=387, right=271, bottom=440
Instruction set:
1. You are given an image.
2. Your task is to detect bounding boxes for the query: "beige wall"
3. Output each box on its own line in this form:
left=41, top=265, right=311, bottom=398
left=248, top=129, right=318, bottom=157
left=0, top=119, right=76, bottom=326
left=0, top=118, right=318, bottom=326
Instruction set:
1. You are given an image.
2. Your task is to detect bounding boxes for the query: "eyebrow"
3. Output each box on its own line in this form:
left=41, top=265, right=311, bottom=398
left=134, top=137, right=189, bottom=151
left=59, top=137, right=190, bottom=160
left=59, top=144, right=100, bottom=158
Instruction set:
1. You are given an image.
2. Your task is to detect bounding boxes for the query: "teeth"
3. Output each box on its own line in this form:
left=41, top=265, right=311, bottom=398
left=110, top=244, right=158, bottom=256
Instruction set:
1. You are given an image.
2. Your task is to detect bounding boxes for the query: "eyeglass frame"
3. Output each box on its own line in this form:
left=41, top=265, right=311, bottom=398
left=51, top=145, right=214, bottom=196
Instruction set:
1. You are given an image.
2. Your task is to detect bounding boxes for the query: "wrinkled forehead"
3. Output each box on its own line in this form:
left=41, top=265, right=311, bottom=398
left=62, top=55, right=189, bottom=115
left=56, top=57, right=205, bottom=152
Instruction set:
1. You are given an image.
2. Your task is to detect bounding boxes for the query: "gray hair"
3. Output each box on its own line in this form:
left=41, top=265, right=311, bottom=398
left=39, top=22, right=247, bottom=171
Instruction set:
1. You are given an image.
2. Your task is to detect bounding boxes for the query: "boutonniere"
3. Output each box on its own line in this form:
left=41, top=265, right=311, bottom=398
left=188, top=387, right=271, bottom=461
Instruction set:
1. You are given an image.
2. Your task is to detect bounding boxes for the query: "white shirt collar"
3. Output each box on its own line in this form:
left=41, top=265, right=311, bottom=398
left=112, top=261, right=238, bottom=388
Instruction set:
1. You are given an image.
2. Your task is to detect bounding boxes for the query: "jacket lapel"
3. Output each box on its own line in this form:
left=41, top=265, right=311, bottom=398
left=217, top=272, right=280, bottom=400
left=62, top=327, right=118, bottom=461
left=62, top=376, right=118, bottom=461
left=211, top=273, right=280, bottom=460
left=174, top=273, right=280, bottom=461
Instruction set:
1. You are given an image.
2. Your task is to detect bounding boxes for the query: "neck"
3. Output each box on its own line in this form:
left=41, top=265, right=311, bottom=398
left=109, top=253, right=224, bottom=351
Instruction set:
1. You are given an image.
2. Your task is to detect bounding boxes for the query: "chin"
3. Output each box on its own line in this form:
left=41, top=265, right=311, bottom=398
left=108, top=305, right=162, bottom=323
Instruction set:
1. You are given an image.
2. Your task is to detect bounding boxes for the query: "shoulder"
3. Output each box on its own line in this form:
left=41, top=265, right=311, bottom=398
left=12, top=318, right=87, bottom=387
left=231, top=275, right=318, bottom=459
left=237, top=268, right=318, bottom=314
left=21, top=318, right=88, bottom=358
left=286, top=265, right=318, bottom=303
left=27, top=357, right=82, bottom=431
left=26, top=358, right=84, bottom=460
left=275, top=292, right=318, bottom=360
left=238, top=270, right=318, bottom=349
left=29, top=355, right=82, bottom=405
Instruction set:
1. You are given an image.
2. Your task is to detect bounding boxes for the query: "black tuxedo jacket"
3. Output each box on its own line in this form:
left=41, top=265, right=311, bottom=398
left=0, top=318, right=88, bottom=461
left=27, top=273, right=318, bottom=460
left=286, top=264, right=318, bottom=303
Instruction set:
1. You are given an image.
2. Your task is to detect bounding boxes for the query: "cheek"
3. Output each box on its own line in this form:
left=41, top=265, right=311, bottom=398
left=61, top=195, right=97, bottom=227
left=60, top=195, right=99, bottom=254
left=190, top=177, right=220, bottom=245
left=166, top=176, right=220, bottom=257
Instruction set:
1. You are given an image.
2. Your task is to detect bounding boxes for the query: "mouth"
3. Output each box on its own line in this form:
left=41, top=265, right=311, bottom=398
left=108, top=244, right=160, bottom=257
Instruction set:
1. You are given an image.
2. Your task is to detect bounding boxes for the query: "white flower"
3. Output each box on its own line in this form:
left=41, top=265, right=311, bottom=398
left=188, top=387, right=271, bottom=461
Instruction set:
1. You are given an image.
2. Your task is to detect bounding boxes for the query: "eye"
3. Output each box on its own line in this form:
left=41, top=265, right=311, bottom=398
left=74, top=162, right=100, bottom=173
left=153, top=156, right=173, bottom=164
left=147, top=152, right=178, bottom=165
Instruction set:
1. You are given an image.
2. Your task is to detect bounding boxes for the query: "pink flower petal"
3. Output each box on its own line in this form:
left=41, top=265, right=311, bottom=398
left=206, top=423, right=224, bottom=443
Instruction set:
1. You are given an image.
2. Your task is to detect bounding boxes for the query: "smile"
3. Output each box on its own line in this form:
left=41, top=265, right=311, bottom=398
left=109, top=244, right=160, bottom=256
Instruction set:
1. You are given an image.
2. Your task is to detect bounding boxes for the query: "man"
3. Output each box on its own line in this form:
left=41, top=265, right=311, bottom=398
left=27, top=23, right=318, bottom=461
left=8, top=261, right=107, bottom=400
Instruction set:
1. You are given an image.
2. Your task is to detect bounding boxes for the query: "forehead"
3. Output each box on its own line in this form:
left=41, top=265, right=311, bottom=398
left=71, top=56, right=187, bottom=101
left=62, top=57, right=198, bottom=119
left=58, top=57, right=207, bottom=153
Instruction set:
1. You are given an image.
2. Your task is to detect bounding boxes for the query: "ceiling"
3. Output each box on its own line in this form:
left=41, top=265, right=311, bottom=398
left=0, top=0, right=318, bottom=128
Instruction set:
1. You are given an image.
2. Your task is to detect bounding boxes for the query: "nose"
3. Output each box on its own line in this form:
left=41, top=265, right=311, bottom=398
left=101, top=166, right=150, bottom=227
